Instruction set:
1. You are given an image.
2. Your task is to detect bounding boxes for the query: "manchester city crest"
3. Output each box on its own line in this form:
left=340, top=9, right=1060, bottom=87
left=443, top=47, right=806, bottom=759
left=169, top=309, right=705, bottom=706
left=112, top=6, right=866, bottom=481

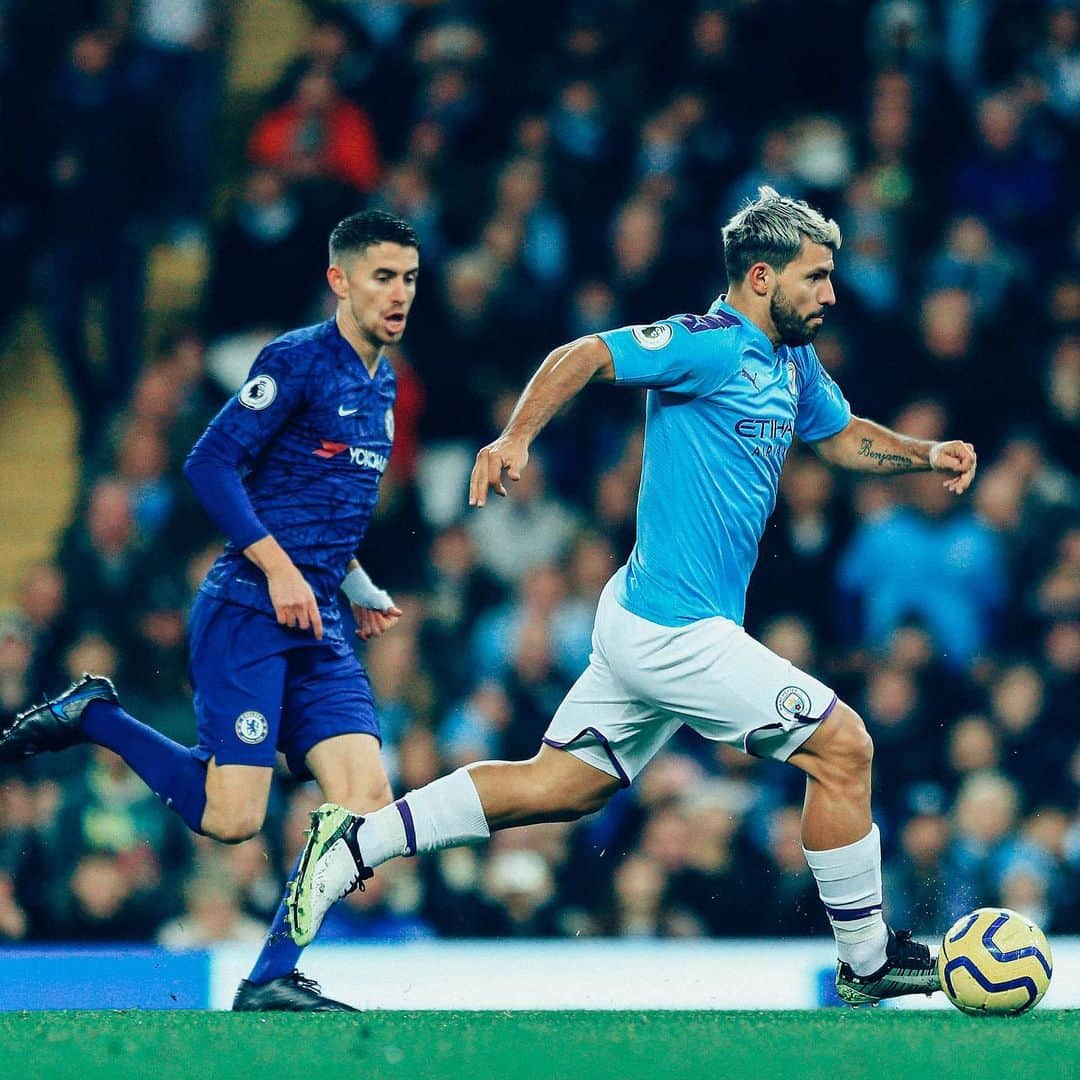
left=775, top=686, right=811, bottom=723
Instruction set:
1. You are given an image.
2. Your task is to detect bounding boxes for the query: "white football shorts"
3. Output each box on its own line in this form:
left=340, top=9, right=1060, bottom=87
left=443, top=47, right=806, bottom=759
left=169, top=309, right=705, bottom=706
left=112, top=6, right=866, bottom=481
left=544, top=573, right=838, bottom=784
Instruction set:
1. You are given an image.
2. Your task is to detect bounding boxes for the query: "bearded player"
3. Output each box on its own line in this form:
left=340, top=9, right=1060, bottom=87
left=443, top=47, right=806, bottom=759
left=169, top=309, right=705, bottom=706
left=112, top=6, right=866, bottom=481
left=289, top=189, right=979, bottom=1004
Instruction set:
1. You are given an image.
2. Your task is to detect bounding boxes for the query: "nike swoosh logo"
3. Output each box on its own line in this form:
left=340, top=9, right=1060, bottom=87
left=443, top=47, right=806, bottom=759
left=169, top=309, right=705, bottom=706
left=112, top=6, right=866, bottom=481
left=338, top=405, right=359, bottom=416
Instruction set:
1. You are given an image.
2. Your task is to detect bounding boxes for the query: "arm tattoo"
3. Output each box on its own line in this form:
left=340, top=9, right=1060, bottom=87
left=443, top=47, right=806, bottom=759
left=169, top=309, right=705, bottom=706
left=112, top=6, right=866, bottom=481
left=857, top=437, right=913, bottom=469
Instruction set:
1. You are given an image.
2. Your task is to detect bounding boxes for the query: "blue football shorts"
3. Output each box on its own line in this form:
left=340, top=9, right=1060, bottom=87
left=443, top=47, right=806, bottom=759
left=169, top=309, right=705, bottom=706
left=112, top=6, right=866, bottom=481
left=187, top=592, right=380, bottom=780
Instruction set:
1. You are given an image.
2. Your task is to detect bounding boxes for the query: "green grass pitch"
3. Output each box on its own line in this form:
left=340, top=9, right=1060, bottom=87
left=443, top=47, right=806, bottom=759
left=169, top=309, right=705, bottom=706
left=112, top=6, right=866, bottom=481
left=2, top=1011, right=1077, bottom=1080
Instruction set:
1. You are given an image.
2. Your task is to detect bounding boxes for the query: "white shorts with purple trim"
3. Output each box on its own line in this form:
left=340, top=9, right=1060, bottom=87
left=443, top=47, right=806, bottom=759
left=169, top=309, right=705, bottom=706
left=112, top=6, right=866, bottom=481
left=544, top=575, right=838, bottom=785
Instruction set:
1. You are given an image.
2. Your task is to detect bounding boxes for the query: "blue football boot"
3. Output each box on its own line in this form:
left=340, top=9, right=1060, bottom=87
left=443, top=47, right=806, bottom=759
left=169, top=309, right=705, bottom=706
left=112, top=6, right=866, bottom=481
left=0, top=673, right=118, bottom=761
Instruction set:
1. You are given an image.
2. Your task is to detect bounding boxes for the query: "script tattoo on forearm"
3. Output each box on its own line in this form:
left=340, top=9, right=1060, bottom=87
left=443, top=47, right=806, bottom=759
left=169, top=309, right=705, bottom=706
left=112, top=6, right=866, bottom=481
left=857, top=438, right=913, bottom=470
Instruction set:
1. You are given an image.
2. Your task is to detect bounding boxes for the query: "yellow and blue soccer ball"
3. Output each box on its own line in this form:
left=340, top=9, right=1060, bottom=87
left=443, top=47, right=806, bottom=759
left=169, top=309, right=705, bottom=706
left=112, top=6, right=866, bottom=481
left=938, top=908, right=1052, bottom=1015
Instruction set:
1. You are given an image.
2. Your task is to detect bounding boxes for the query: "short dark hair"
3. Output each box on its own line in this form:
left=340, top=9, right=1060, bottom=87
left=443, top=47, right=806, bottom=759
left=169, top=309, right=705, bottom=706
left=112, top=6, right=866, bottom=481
left=329, top=209, right=419, bottom=263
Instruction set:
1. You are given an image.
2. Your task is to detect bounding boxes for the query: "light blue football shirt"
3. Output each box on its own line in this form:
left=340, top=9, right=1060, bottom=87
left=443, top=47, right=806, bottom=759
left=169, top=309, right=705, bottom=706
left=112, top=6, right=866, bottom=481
left=599, top=298, right=851, bottom=627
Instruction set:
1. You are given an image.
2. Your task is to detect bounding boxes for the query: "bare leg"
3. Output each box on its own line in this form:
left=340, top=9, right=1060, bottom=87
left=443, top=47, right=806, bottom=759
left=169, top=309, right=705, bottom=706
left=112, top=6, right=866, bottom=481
left=787, top=702, right=887, bottom=976
left=306, top=732, right=393, bottom=815
left=786, top=701, right=873, bottom=851
left=468, top=745, right=622, bottom=830
left=202, top=759, right=273, bottom=842
left=241, top=734, right=392, bottom=995
left=284, top=744, right=625, bottom=947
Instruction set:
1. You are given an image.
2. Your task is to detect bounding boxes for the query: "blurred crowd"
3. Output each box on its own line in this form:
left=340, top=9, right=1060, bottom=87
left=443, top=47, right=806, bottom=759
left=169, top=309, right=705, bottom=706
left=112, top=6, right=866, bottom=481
left=1, top=0, right=1079, bottom=949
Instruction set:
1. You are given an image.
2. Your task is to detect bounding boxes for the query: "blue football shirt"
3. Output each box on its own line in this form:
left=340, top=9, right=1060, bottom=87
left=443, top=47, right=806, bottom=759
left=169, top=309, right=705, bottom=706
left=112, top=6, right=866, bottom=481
left=600, top=299, right=851, bottom=627
left=195, top=319, right=395, bottom=638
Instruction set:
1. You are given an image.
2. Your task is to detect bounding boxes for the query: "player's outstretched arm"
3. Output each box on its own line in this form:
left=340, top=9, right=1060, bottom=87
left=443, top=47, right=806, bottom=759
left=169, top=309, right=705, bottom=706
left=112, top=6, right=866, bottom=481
left=812, top=416, right=977, bottom=494
left=469, top=336, right=615, bottom=507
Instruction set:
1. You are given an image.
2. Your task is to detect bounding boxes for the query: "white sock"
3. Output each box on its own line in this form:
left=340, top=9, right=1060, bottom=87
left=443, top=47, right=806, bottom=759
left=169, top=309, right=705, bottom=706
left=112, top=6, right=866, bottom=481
left=803, top=824, right=889, bottom=976
left=356, top=768, right=491, bottom=868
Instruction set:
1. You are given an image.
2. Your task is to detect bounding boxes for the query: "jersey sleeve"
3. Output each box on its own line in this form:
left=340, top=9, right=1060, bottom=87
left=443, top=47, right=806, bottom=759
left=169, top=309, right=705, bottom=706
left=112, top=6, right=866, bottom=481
left=182, top=427, right=269, bottom=550
left=795, top=345, right=852, bottom=442
left=203, top=341, right=310, bottom=458
left=599, top=315, right=742, bottom=398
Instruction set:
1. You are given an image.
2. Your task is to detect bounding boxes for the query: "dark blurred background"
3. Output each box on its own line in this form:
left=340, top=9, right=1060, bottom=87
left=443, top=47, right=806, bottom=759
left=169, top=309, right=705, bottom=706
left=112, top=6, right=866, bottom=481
left=0, top=0, right=1077, bottom=950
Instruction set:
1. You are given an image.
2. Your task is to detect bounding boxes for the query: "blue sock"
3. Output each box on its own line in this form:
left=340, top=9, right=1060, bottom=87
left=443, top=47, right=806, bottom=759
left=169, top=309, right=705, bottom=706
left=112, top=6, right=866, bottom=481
left=81, top=700, right=208, bottom=834
left=247, top=854, right=304, bottom=985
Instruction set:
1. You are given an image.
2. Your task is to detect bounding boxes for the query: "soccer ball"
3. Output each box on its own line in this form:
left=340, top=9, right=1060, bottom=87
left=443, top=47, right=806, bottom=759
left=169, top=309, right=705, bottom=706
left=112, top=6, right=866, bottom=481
left=938, top=908, right=1052, bottom=1015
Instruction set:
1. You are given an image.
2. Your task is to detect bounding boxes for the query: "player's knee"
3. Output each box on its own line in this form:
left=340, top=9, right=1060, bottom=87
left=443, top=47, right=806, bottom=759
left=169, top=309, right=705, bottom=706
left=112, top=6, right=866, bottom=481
left=514, top=752, right=620, bottom=822
left=201, top=804, right=265, bottom=844
left=543, top=775, right=618, bottom=820
left=564, top=785, right=616, bottom=819
left=826, top=704, right=874, bottom=775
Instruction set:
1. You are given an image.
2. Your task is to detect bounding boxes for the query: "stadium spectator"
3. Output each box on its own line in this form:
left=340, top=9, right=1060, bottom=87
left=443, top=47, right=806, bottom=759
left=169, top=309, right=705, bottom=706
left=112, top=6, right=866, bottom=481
left=607, top=198, right=681, bottom=321
left=722, top=127, right=805, bottom=223
left=838, top=471, right=1007, bottom=666
left=945, top=714, right=1002, bottom=794
left=12, top=564, right=71, bottom=694
left=948, top=770, right=1028, bottom=914
left=267, top=12, right=376, bottom=114
left=43, top=24, right=162, bottom=452
left=409, top=252, right=507, bottom=444
left=860, top=664, right=938, bottom=820
left=749, top=452, right=850, bottom=641
left=440, top=680, right=511, bottom=768
left=925, top=215, right=1019, bottom=321
left=491, top=156, right=571, bottom=291
left=47, top=745, right=190, bottom=895
left=0, top=9, right=46, bottom=339
left=835, top=172, right=902, bottom=315
left=988, top=662, right=1062, bottom=806
left=364, top=618, right=436, bottom=765
left=471, top=562, right=587, bottom=684
left=668, top=783, right=769, bottom=937
left=0, top=869, right=28, bottom=941
left=55, top=481, right=149, bottom=644
left=0, top=617, right=33, bottom=731
left=1044, top=334, right=1080, bottom=467
left=497, top=615, right=573, bottom=762
left=370, top=161, right=448, bottom=266
left=464, top=455, right=579, bottom=587
left=126, top=0, right=223, bottom=242
left=759, top=806, right=829, bottom=938
left=605, top=852, right=671, bottom=937
left=112, top=420, right=178, bottom=541
left=317, top=857, right=433, bottom=941
left=50, top=852, right=162, bottom=942
left=548, top=77, right=619, bottom=256
left=1029, top=2, right=1080, bottom=126
left=952, top=89, right=1061, bottom=255
left=219, top=835, right=284, bottom=924
left=204, top=166, right=327, bottom=338
left=247, top=70, right=383, bottom=196
left=474, top=845, right=561, bottom=938
left=884, top=785, right=957, bottom=937
left=157, top=870, right=267, bottom=948
left=419, top=525, right=504, bottom=701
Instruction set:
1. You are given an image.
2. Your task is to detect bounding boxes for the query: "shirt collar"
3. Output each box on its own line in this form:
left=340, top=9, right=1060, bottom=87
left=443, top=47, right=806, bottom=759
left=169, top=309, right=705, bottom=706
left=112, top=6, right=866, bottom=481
left=708, top=294, right=778, bottom=356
